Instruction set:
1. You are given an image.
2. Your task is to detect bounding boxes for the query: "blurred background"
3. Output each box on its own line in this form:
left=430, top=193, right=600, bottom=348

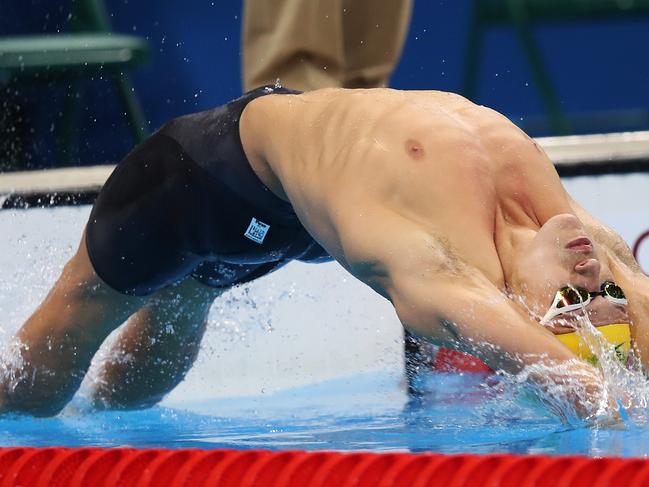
left=1, top=0, right=649, bottom=171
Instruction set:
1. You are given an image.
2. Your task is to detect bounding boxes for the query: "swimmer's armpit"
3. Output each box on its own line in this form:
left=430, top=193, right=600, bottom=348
left=355, top=217, right=576, bottom=369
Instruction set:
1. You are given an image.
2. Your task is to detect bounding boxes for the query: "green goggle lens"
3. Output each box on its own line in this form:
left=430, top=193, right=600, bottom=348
left=602, top=281, right=625, bottom=300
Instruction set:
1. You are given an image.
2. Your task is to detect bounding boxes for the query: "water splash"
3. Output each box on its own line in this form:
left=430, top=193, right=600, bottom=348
left=207, top=279, right=311, bottom=342
left=573, top=314, right=649, bottom=423
left=510, top=359, right=611, bottom=426
left=500, top=313, right=649, bottom=427
left=0, top=337, right=27, bottom=402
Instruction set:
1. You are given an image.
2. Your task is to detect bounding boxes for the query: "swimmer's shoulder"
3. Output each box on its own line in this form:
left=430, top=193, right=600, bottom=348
left=245, top=87, right=381, bottom=128
left=259, top=87, right=478, bottom=108
left=265, top=87, right=405, bottom=106
left=253, top=88, right=457, bottom=118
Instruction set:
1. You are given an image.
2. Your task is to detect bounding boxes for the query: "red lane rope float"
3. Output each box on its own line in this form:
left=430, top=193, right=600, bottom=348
left=1, top=448, right=649, bottom=486
left=432, top=347, right=493, bottom=373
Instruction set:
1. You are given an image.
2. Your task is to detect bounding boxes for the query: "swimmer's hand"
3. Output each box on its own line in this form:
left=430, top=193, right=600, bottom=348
left=521, top=359, right=622, bottom=426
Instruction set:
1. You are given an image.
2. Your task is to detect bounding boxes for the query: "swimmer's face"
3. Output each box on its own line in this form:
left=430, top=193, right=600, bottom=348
left=510, top=213, right=629, bottom=331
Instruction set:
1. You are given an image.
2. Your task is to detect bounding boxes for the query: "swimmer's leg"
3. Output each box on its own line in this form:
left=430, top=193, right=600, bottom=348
left=0, top=234, right=147, bottom=416
left=90, top=277, right=225, bottom=410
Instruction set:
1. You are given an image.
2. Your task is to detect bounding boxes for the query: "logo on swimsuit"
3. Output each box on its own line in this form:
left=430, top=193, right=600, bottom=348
left=244, top=217, right=270, bottom=244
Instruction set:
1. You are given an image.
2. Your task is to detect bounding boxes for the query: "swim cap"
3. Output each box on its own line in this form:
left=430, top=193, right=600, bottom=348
left=555, top=323, right=631, bottom=365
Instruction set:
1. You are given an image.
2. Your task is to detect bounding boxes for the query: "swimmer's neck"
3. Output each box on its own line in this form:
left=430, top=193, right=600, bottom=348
left=492, top=201, right=550, bottom=288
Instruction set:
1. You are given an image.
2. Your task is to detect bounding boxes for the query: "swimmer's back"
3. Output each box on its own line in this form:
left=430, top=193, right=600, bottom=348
left=247, top=88, right=545, bottom=213
left=243, top=88, right=568, bottom=278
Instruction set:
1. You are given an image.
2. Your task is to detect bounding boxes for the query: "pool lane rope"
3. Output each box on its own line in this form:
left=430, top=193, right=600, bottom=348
left=0, top=447, right=649, bottom=486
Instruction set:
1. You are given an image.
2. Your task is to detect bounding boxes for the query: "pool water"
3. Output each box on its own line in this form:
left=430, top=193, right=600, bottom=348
left=1, top=368, right=648, bottom=457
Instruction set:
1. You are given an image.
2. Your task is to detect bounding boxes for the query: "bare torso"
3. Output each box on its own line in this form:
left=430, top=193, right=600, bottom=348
left=239, top=88, right=649, bottom=386
left=241, top=88, right=575, bottom=289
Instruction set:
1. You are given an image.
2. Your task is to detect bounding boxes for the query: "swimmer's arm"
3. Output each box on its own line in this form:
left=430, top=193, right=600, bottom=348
left=623, top=273, right=649, bottom=374
left=376, top=234, right=611, bottom=419
left=567, top=195, right=643, bottom=272
left=385, top=258, right=577, bottom=371
left=568, top=195, right=649, bottom=371
left=337, top=205, right=611, bottom=418
left=340, top=209, right=585, bottom=369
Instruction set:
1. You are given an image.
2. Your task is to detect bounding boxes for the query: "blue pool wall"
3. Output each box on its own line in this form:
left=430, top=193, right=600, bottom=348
left=3, top=0, right=649, bottom=167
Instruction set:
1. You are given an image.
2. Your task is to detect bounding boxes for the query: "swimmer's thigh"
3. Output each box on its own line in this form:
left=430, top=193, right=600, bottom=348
left=85, top=131, right=208, bottom=297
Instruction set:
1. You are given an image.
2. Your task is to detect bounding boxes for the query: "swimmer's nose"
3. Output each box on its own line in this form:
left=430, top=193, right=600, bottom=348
left=574, top=258, right=601, bottom=291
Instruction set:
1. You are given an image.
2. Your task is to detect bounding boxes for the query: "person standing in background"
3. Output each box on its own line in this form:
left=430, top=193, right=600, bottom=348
left=242, top=0, right=412, bottom=91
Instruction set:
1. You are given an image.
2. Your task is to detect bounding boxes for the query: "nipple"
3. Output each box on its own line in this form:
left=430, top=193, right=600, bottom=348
left=405, top=139, right=425, bottom=160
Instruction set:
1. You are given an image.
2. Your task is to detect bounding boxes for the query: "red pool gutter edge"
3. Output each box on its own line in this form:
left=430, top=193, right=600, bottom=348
left=0, top=447, right=648, bottom=486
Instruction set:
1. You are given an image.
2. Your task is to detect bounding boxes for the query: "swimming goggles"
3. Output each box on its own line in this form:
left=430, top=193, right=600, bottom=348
left=539, top=281, right=627, bottom=326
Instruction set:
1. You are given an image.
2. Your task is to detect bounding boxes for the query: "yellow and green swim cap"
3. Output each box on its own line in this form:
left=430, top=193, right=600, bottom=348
left=555, top=323, right=631, bottom=364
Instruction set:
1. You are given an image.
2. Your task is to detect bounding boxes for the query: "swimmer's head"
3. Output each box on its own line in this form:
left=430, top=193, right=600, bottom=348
left=508, top=213, right=629, bottom=330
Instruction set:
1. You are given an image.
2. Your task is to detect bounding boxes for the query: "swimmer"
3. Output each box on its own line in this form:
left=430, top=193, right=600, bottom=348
left=1, top=86, right=648, bottom=417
